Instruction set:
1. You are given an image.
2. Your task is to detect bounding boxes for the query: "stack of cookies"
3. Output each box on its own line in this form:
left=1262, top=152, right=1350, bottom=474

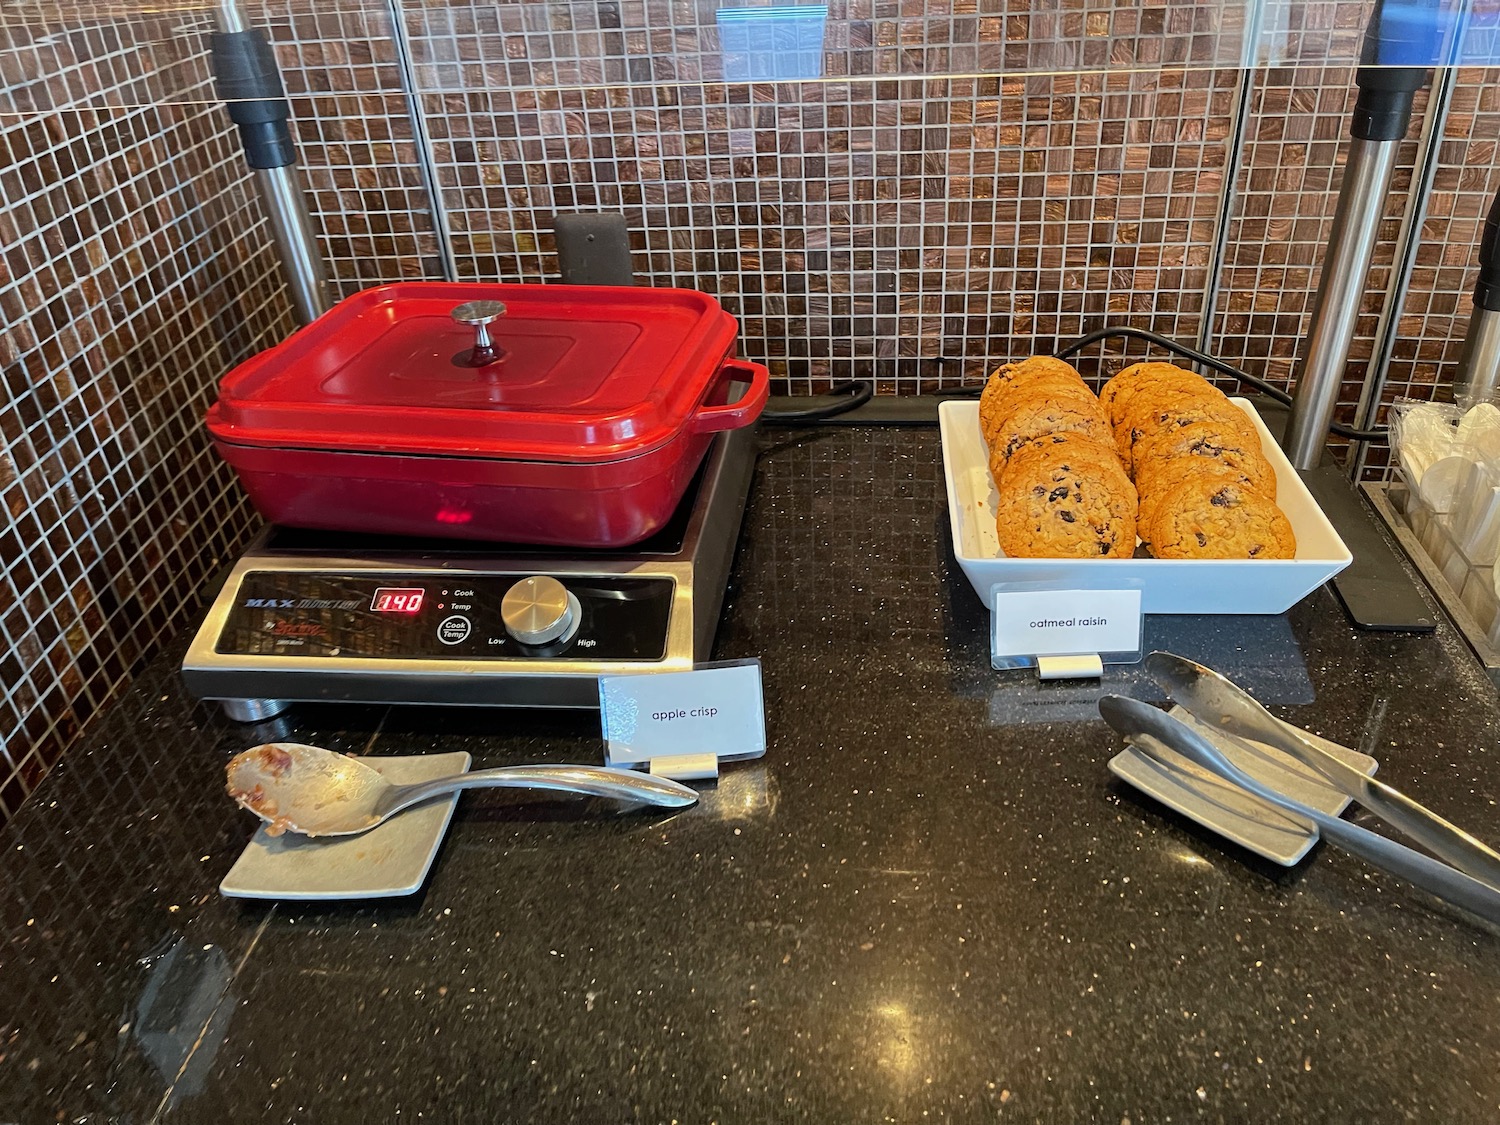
left=979, top=357, right=1138, bottom=558
left=1098, top=362, right=1296, bottom=560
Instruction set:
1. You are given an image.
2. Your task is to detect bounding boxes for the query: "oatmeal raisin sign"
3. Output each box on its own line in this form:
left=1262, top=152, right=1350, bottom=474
left=990, top=587, right=1143, bottom=666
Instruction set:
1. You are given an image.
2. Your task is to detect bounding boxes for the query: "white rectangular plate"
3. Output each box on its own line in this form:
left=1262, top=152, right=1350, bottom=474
left=1108, top=707, right=1377, bottom=866
left=939, top=399, right=1353, bottom=614
left=220, top=751, right=470, bottom=900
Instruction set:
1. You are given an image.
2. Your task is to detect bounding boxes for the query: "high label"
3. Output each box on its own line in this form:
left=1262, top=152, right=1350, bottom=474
left=599, top=660, right=767, bottom=765
left=991, top=588, right=1142, bottom=660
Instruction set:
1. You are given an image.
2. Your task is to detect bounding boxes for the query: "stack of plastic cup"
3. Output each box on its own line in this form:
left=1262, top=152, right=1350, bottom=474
left=1392, top=400, right=1500, bottom=640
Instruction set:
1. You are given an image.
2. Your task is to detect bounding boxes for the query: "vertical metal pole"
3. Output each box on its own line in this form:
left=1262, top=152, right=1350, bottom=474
left=1196, top=0, right=1266, bottom=362
left=1349, top=59, right=1457, bottom=478
left=252, top=166, right=331, bottom=325
left=1455, top=189, right=1500, bottom=408
left=1456, top=308, right=1500, bottom=408
left=385, top=0, right=459, bottom=282
left=1197, top=69, right=1259, bottom=364
left=1281, top=2, right=1435, bottom=469
left=1449, top=0, right=1500, bottom=406
left=216, top=0, right=247, bottom=33
left=212, top=0, right=332, bottom=324
left=1282, top=139, right=1402, bottom=466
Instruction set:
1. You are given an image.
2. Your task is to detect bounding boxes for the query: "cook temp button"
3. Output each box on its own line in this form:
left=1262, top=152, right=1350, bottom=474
left=437, top=615, right=471, bottom=645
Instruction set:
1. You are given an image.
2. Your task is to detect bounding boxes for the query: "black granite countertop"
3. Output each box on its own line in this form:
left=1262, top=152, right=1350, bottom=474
left=3, top=426, right=1499, bottom=1124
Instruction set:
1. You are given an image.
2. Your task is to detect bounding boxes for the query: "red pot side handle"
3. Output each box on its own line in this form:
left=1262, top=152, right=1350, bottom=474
left=690, top=358, right=771, bottom=434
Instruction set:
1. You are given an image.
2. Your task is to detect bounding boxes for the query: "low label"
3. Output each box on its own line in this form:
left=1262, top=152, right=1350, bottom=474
left=599, top=660, right=766, bottom=765
left=991, top=588, right=1142, bottom=659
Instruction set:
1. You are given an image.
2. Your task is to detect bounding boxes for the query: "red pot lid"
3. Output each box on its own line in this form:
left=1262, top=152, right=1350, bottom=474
left=207, top=282, right=741, bottom=463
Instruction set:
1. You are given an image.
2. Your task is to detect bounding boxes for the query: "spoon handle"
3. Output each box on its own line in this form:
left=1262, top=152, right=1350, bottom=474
left=1101, top=697, right=1500, bottom=927
left=384, top=765, right=698, bottom=817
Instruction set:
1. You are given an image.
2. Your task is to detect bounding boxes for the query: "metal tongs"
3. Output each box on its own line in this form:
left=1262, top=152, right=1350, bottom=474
left=1097, top=652, right=1500, bottom=926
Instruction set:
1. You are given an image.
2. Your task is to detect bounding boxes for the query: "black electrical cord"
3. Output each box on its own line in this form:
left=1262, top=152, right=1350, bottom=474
left=760, top=379, right=874, bottom=424
left=1055, top=326, right=1289, bottom=395
left=757, top=326, right=1388, bottom=442
left=1054, top=325, right=1388, bottom=443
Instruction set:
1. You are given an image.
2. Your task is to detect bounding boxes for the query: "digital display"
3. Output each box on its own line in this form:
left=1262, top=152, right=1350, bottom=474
left=371, top=587, right=425, bottom=614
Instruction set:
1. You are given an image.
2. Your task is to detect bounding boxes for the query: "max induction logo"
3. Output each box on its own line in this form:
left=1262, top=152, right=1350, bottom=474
left=243, top=597, right=363, bottom=610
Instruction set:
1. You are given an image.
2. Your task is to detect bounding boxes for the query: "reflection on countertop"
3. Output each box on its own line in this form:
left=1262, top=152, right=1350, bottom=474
left=2, top=426, right=1498, bottom=1125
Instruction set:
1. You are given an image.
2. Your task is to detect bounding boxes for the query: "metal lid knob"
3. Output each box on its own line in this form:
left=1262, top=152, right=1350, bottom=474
left=501, top=576, right=580, bottom=646
left=450, top=301, right=508, bottom=363
left=451, top=300, right=506, bottom=327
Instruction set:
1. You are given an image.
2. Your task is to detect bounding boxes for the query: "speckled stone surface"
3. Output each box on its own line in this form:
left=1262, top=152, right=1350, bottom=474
left=2, top=427, right=1499, bottom=1124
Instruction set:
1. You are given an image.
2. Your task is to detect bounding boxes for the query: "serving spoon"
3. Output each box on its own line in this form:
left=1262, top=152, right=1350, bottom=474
left=226, top=742, right=698, bottom=837
left=1098, top=694, right=1500, bottom=926
left=1144, top=650, right=1500, bottom=890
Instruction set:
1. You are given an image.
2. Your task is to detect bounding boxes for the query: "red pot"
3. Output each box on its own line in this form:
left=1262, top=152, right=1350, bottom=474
left=206, top=282, right=769, bottom=547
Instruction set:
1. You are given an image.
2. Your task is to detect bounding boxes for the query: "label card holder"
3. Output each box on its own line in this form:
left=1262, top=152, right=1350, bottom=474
left=599, top=659, right=766, bottom=777
left=990, top=584, right=1143, bottom=675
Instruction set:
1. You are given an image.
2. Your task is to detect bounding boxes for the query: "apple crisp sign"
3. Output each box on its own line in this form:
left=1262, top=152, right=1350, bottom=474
left=599, top=659, right=766, bottom=767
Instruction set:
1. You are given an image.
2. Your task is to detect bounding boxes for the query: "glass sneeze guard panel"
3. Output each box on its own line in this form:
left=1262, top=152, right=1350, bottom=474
left=0, top=0, right=1492, bottom=113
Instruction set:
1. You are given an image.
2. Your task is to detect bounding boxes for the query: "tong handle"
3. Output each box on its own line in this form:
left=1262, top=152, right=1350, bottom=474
left=1258, top=718, right=1500, bottom=893
left=1303, top=795, right=1500, bottom=926
left=1102, top=697, right=1500, bottom=928
left=1143, top=650, right=1500, bottom=891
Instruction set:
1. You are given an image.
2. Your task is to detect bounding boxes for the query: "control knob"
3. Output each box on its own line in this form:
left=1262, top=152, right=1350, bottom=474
left=501, top=576, right=581, bottom=646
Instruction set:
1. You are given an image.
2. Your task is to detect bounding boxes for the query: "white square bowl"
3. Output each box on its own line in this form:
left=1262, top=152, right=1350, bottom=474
left=939, top=398, right=1352, bottom=615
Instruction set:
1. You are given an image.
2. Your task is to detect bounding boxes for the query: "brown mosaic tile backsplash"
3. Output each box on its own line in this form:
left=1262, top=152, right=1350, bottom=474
left=4, top=0, right=1500, bottom=820
left=424, top=68, right=1239, bottom=386
left=0, top=12, right=294, bottom=819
